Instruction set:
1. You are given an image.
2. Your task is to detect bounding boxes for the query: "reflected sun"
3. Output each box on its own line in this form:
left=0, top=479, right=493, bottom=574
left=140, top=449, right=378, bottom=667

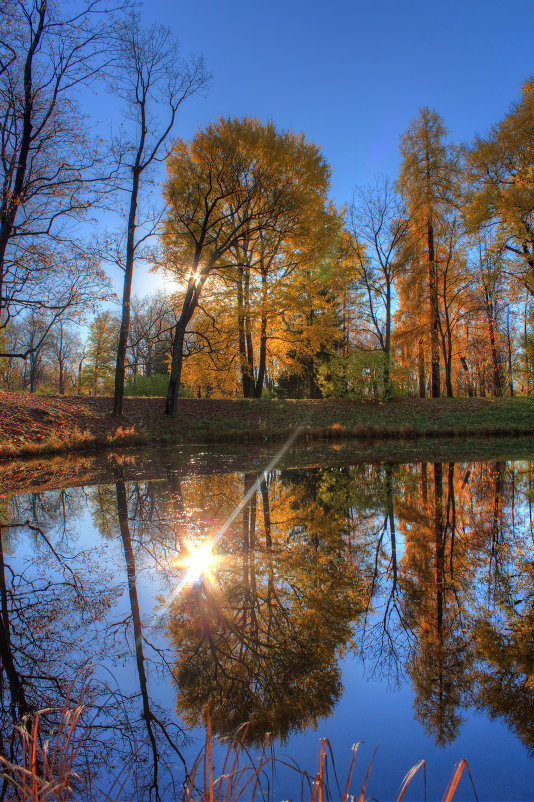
left=181, top=542, right=217, bottom=584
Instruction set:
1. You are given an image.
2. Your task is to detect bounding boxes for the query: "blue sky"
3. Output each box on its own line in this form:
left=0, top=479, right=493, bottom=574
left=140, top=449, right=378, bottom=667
left=100, top=0, right=534, bottom=295
left=139, top=0, right=534, bottom=202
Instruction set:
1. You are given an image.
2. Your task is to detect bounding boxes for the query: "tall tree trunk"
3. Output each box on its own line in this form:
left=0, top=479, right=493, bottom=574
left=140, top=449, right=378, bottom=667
left=113, top=167, right=141, bottom=415
left=383, top=279, right=392, bottom=400
left=0, top=527, right=29, bottom=720
left=29, top=353, right=38, bottom=393
left=427, top=220, right=440, bottom=397
left=166, top=321, right=186, bottom=415
left=444, top=358, right=453, bottom=398
left=440, top=274, right=454, bottom=397
left=524, top=291, right=530, bottom=393
left=116, top=477, right=161, bottom=796
left=244, top=267, right=255, bottom=393
left=254, top=265, right=268, bottom=398
left=385, top=464, right=397, bottom=589
left=486, top=296, right=502, bottom=397
left=507, top=307, right=514, bottom=396
left=0, top=5, right=46, bottom=317
left=260, top=474, right=271, bottom=548
left=58, top=359, right=64, bottom=395
left=434, top=462, right=444, bottom=633
left=418, top=338, right=426, bottom=398
left=237, top=267, right=252, bottom=398
left=166, top=272, right=207, bottom=415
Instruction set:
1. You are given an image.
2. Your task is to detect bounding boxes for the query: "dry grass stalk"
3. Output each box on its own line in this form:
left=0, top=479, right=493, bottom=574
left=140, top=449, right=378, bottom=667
left=0, top=695, right=85, bottom=802
left=183, top=719, right=477, bottom=802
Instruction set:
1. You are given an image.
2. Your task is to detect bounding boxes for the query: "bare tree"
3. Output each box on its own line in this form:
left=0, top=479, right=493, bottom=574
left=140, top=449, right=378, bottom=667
left=127, top=291, right=175, bottom=381
left=0, top=0, right=122, bottom=353
left=47, top=320, right=82, bottom=395
left=349, top=177, right=407, bottom=398
left=110, top=16, right=209, bottom=416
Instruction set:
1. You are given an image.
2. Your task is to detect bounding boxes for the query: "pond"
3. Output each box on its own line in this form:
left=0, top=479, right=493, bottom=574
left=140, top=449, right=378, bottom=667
left=2, top=439, right=534, bottom=801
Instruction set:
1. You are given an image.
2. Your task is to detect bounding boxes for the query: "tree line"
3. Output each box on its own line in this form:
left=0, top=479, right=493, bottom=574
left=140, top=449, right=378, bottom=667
left=2, top=0, right=534, bottom=410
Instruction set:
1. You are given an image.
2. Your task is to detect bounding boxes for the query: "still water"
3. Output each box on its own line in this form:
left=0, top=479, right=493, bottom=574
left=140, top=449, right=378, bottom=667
left=2, top=441, right=534, bottom=801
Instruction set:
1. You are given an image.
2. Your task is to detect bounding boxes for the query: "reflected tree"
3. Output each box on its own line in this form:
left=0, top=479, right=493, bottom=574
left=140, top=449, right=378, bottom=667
left=168, top=471, right=365, bottom=744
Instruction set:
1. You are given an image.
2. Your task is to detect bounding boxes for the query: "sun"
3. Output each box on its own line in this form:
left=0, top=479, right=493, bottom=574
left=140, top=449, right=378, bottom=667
left=182, top=542, right=216, bottom=584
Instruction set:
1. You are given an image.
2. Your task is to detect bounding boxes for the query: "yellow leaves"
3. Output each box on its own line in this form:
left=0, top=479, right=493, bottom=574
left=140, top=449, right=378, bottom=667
left=467, top=76, right=534, bottom=262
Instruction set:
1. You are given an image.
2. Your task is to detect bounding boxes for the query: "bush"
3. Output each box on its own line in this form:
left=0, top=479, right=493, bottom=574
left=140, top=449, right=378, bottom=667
left=317, top=352, right=387, bottom=400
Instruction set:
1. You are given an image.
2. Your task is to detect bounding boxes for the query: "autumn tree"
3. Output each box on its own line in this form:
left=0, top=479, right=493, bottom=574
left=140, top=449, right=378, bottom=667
left=398, top=108, right=460, bottom=397
left=226, top=136, right=339, bottom=398
left=160, top=117, right=338, bottom=413
left=278, top=257, right=348, bottom=398
left=466, top=78, right=534, bottom=297
left=83, top=311, right=119, bottom=394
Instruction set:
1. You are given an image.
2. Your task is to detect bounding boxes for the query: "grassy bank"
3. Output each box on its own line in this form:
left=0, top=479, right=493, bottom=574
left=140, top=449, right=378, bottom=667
left=2, top=391, right=534, bottom=459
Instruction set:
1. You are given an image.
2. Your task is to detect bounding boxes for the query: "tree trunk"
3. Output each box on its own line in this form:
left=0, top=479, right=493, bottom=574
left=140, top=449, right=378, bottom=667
left=244, top=267, right=255, bottom=393
left=254, top=266, right=268, bottom=398
left=524, top=291, right=530, bottom=393
left=113, top=168, right=141, bottom=415
left=507, top=308, right=514, bottom=396
left=440, top=275, right=454, bottom=397
left=0, top=6, right=46, bottom=318
left=260, top=474, right=271, bottom=548
left=237, top=267, right=252, bottom=398
left=383, top=279, right=392, bottom=400
left=434, top=462, right=444, bottom=633
left=58, top=358, right=64, bottom=395
left=385, top=464, right=397, bottom=589
left=166, top=320, right=185, bottom=415
left=444, top=358, right=453, bottom=398
left=166, top=271, right=207, bottom=415
left=460, top=357, right=473, bottom=397
left=116, top=477, right=162, bottom=794
left=427, top=220, right=440, bottom=397
left=486, top=297, right=502, bottom=397
left=29, top=353, right=38, bottom=393
left=418, top=338, right=426, bottom=398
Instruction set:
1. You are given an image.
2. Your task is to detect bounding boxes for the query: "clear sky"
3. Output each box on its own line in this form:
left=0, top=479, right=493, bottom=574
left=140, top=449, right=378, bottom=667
left=138, top=0, right=534, bottom=203
left=99, top=0, right=534, bottom=295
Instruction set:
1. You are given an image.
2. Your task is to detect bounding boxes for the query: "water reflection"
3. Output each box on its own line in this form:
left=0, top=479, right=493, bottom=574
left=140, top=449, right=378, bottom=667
left=1, top=452, right=534, bottom=797
left=168, top=471, right=364, bottom=744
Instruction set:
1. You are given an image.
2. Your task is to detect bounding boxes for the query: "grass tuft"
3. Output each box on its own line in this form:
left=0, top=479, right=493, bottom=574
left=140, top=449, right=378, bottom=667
left=0, top=694, right=85, bottom=802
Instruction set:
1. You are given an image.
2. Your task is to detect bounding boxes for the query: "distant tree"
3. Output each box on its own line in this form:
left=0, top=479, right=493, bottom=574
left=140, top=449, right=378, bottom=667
left=47, top=321, right=82, bottom=395
left=22, top=312, right=50, bottom=393
left=126, top=292, right=174, bottom=382
left=83, top=311, right=119, bottom=394
left=348, top=177, right=407, bottom=399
